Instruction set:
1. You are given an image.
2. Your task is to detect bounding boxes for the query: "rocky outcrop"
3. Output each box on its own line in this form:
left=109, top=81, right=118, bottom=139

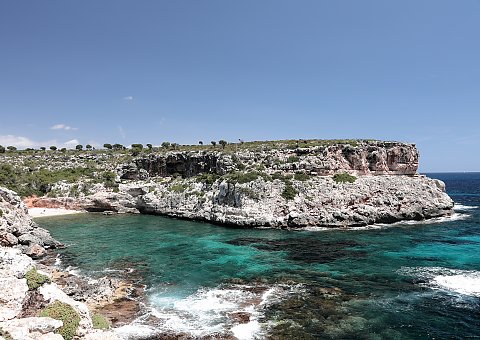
left=120, top=141, right=419, bottom=180
left=0, top=187, right=131, bottom=339
left=0, top=247, right=122, bottom=339
left=75, top=174, right=453, bottom=228
left=0, top=187, right=60, bottom=256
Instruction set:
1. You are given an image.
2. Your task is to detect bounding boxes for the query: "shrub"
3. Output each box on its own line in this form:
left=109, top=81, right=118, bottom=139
left=0, top=145, right=5, bottom=153
left=225, top=171, right=271, bottom=184
left=103, top=143, right=112, bottom=149
left=219, top=140, right=228, bottom=149
left=39, top=301, right=80, bottom=340
left=169, top=184, right=188, bottom=192
left=24, top=268, right=51, bottom=290
left=294, top=172, right=310, bottom=181
left=50, top=146, right=57, bottom=151
left=282, top=181, right=297, bottom=201
left=92, top=313, right=110, bottom=330
left=0, top=327, right=13, bottom=340
left=333, top=172, right=357, bottom=183
left=196, top=173, right=220, bottom=185
left=287, top=155, right=299, bottom=163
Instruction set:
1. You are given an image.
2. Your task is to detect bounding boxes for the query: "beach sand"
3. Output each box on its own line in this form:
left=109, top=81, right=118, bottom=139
left=28, top=207, right=85, bottom=218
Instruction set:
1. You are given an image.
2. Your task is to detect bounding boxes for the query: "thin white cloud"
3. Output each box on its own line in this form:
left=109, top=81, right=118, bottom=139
left=50, top=124, right=77, bottom=131
left=0, top=135, right=38, bottom=148
left=123, top=96, right=134, bottom=101
left=117, top=126, right=126, bottom=140
left=0, top=135, right=83, bottom=149
left=64, top=139, right=80, bottom=146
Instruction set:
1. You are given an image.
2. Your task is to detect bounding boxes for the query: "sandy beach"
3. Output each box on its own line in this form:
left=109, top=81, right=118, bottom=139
left=28, top=207, right=85, bottom=218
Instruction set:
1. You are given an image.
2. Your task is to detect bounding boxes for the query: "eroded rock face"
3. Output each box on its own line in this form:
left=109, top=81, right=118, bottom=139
left=0, top=187, right=61, bottom=255
left=119, top=141, right=419, bottom=180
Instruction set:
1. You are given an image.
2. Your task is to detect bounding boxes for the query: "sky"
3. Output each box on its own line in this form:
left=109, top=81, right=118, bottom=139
left=0, top=0, right=479, bottom=172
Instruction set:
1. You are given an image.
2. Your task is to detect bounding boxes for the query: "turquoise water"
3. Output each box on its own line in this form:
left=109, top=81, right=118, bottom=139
left=38, top=173, right=480, bottom=339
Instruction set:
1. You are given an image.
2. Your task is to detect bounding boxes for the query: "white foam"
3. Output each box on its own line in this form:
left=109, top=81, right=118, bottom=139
left=146, top=284, right=300, bottom=338
left=433, top=274, right=480, bottom=297
left=454, top=204, right=479, bottom=211
left=54, top=255, right=62, bottom=266
left=231, top=320, right=261, bottom=340
left=399, top=267, right=480, bottom=297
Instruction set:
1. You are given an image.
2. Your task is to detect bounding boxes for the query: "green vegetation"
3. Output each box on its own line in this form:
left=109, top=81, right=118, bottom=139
left=282, top=181, right=298, bottom=201
left=0, top=145, right=5, bottom=153
left=92, top=313, right=110, bottom=330
left=103, top=143, right=112, bottom=149
left=196, top=173, right=220, bottom=185
left=294, top=172, right=311, bottom=181
left=169, top=183, right=189, bottom=192
left=50, top=146, right=57, bottom=151
left=75, top=144, right=83, bottom=151
left=0, top=209, right=3, bottom=217
left=0, top=164, right=96, bottom=197
left=333, top=172, right=357, bottom=183
left=219, top=140, right=228, bottom=149
left=39, top=301, right=80, bottom=340
left=25, top=267, right=51, bottom=290
left=0, top=327, right=13, bottom=340
left=225, top=171, right=271, bottom=184
left=287, top=155, right=300, bottom=163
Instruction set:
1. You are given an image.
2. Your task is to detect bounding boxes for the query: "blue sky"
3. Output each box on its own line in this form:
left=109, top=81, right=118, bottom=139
left=0, top=0, right=479, bottom=171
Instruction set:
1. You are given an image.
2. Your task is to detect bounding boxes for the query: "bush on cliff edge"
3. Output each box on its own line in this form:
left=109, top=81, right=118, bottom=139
left=25, top=267, right=51, bottom=290
left=333, top=172, right=357, bottom=184
left=39, top=301, right=80, bottom=340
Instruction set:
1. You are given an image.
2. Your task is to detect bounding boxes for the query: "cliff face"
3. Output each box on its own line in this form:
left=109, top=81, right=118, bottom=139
left=23, top=140, right=454, bottom=229
left=0, top=187, right=59, bottom=257
left=120, top=141, right=419, bottom=180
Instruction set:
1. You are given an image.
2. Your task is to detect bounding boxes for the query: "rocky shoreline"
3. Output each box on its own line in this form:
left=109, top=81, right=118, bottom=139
left=0, top=187, right=142, bottom=340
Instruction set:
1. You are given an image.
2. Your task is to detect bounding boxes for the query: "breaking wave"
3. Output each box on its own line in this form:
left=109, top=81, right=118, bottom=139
left=398, top=267, right=480, bottom=297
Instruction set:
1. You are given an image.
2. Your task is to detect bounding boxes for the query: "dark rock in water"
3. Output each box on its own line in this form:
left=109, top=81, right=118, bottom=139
left=95, top=296, right=142, bottom=326
left=227, top=237, right=365, bottom=264
left=228, top=311, right=251, bottom=323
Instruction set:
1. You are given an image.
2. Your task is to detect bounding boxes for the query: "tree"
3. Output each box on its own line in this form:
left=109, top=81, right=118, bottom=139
left=86, top=144, right=92, bottom=150
left=113, top=143, right=124, bottom=150
left=40, top=147, right=46, bottom=151
left=199, top=141, right=203, bottom=145
left=50, top=146, right=57, bottom=151
left=171, top=143, right=179, bottom=150
left=76, top=144, right=83, bottom=151
left=60, top=148, right=67, bottom=152
left=131, top=143, right=143, bottom=150
left=7, top=146, right=17, bottom=152
left=211, top=141, right=216, bottom=148
left=0, top=145, right=5, bottom=153
left=146, top=143, right=153, bottom=150
left=219, top=140, right=227, bottom=149
left=103, top=143, right=112, bottom=150
left=161, top=142, right=170, bottom=149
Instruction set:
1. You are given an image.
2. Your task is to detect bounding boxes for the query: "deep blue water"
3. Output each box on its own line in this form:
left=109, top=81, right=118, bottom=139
left=38, top=173, right=480, bottom=339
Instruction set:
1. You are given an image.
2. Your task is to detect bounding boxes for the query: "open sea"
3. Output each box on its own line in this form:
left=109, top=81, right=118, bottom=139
left=37, top=173, right=480, bottom=339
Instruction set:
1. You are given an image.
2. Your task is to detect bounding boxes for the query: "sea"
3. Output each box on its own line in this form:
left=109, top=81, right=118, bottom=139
left=37, top=173, right=480, bottom=339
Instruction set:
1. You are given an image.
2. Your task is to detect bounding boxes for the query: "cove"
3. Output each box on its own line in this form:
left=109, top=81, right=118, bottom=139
left=37, top=173, right=480, bottom=339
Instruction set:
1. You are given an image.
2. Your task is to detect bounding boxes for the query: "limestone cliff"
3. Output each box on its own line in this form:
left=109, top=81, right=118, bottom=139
left=22, top=140, right=454, bottom=228
left=120, top=141, right=419, bottom=180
